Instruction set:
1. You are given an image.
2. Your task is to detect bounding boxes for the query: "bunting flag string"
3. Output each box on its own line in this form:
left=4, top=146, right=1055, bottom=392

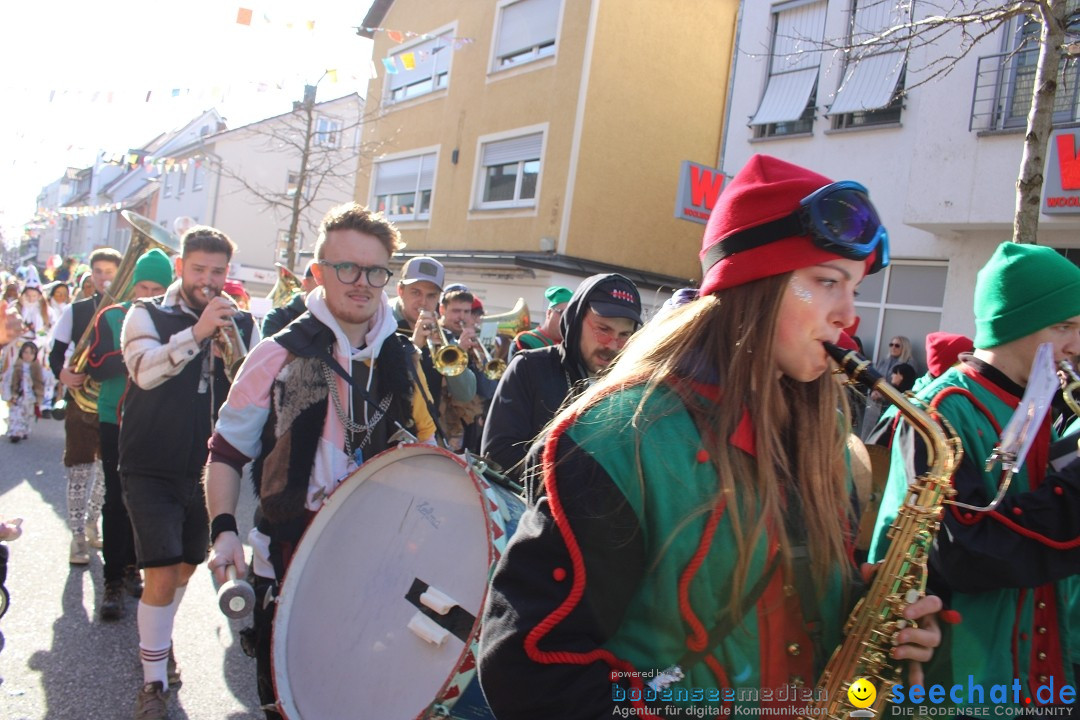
left=235, top=6, right=316, bottom=31
left=98, top=152, right=210, bottom=172
left=357, top=25, right=475, bottom=47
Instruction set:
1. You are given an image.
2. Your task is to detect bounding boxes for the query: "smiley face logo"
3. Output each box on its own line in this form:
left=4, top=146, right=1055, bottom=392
left=847, top=678, right=877, bottom=709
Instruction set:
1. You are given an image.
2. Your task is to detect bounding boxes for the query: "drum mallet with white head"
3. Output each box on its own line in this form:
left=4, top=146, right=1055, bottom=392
left=218, top=565, right=256, bottom=619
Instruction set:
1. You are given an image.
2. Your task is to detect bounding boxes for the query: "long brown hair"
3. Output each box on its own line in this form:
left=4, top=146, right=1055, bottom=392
left=553, top=273, right=854, bottom=613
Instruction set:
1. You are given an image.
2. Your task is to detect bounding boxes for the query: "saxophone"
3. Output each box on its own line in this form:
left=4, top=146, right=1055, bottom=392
left=807, top=343, right=963, bottom=719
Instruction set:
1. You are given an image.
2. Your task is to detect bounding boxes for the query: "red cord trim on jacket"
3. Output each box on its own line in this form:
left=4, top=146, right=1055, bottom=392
left=679, top=498, right=729, bottom=652
left=983, top=509, right=1080, bottom=549
left=930, top=386, right=1004, bottom=527
left=85, top=304, right=126, bottom=369
left=525, top=383, right=659, bottom=719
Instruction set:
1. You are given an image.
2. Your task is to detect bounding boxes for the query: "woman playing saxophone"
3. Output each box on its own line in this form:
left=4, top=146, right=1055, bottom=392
left=476, top=156, right=940, bottom=719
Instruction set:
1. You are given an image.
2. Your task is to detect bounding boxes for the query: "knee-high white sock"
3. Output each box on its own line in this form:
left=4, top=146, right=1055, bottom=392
left=137, top=600, right=176, bottom=687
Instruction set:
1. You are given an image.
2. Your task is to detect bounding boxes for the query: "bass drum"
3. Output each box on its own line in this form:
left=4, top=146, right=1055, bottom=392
left=272, top=444, right=524, bottom=719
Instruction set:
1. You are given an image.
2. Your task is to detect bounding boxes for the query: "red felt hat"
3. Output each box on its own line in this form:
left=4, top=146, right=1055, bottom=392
left=925, top=332, right=973, bottom=378
left=699, top=155, right=878, bottom=296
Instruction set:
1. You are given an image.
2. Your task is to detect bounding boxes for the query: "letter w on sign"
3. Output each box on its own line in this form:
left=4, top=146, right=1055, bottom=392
left=691, top=165, right=724, bottom=210
left=1057, top=134, right=1080, bottom=190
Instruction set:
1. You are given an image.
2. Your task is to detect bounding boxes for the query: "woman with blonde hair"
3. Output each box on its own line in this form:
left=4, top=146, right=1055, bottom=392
left=477, top=155, right=941, bottom=718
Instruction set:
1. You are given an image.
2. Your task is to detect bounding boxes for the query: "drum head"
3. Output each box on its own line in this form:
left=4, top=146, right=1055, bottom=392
left=272, top=445, right=496, bottom=720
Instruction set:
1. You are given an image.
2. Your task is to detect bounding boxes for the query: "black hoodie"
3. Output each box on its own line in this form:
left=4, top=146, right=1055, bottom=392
left=480, top=274, right=632, bottom=481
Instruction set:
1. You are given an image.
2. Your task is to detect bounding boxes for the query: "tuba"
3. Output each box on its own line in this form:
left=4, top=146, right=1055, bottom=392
left=64, top=211, right=182, bottom=416
left=267, top=263, right=302, bottom=309
left=806, top=342, right=963, bottom=720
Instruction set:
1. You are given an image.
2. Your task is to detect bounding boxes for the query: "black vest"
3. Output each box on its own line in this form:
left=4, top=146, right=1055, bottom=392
left=119, top=299, right=255, bottom=481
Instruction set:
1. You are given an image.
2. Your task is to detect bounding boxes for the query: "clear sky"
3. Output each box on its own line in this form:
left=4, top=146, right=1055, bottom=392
left=0, top=0, right=376, bottom=248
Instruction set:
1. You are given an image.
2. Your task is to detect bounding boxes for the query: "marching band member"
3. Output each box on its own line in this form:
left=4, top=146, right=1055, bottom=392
left=391, top=256, right=477, bottom=431
left=86, top=248, right=173, bottom=621
left=513, top=285, right=572, bottom=352
left=872, top=242, right=1080, bottom=713
left=205, top=203, right=436, bottom=720
left=120, top=227, right=256, bottom=719
left=49, top=248, right=121, bottom=565
left=481, top=274, right=642, bottom=488
left=477, top=155, right=941, bottom=718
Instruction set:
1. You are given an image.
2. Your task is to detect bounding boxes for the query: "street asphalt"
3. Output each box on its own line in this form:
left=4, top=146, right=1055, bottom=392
left=0, top=405, right=263, bottom=719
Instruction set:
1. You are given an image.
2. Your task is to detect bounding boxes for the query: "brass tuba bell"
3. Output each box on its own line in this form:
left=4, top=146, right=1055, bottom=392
left=63, top=210, right=182, bottom=416
left=267, top=263, right=303, bottom=309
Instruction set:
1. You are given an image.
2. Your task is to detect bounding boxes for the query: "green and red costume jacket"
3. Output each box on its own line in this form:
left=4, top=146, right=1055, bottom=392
left=86, top=302, right=132, bottom=425
left=478, top=381, right=856, bottom=719
left=871, top=357, right=1080, bottom=712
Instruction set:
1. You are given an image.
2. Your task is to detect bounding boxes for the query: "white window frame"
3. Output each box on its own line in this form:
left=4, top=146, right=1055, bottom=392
left=854, top=259, right=948, bottom=368
left=276, top=230, right=303, bottom=264
left=489, top=0, right=563, bottom=73
left=177, top=165, right=187, bottom=197
left=383, top=24, right=456, bottom=105
left=162, top=172, right=173, bottom=198
left=371, top=147, right=439, bottom=223
left=192, top=162, right=205, bottom=192
left=314, top=116, right=342, bottom=148
left=826, top=0, right=908, bottom=121
left=473, top=125, right=547, bottom=211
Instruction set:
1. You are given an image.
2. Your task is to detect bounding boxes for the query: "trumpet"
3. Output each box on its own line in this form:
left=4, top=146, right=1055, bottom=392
left=202, top=287, right=248, bottom=381
left=464, top=321, right=506, bottom=380
left=419, top=313, right=467, bottom=377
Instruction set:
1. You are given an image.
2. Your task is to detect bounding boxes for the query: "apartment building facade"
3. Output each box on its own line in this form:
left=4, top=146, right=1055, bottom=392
left=356, top=0, right=739, bottom=318
left=723, top=0, right=1080, bottom=366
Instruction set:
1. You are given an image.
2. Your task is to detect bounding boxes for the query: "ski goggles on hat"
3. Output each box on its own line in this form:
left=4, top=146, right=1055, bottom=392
left=703, top=181, right=890, bottom=274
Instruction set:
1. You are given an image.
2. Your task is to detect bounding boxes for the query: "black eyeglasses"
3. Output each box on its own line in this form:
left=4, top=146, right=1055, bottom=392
left=317, top=261, right=393, bottom=288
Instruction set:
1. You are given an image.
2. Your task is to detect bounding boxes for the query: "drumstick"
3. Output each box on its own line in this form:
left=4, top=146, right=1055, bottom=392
left=218, top=565, right=256, bottom=619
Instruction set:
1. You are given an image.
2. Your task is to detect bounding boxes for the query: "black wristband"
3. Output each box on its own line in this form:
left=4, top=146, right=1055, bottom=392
left=210, top=513, right=238, bottom=544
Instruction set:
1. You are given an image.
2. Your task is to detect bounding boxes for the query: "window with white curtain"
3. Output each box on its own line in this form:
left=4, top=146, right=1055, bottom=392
left=476, top=131, right=543, bottom=208
left=751, top=0, right=826, bottom=138
left=373, top=152, right=437, bottom=221
left=492, top=0, right=560, bottom=70
left=828, top=0, right=909, bottom=127
left=385, top=31, right=453, bottom=103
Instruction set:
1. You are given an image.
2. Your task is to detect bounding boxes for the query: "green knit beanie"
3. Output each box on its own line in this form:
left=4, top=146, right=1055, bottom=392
left=132, top=248, right=174, bottom=290
left=974, top=243, right=1080, bottom=348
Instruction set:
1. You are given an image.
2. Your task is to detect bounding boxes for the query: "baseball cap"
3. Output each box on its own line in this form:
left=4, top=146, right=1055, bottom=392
left=400, top=256, right=445, bottom=291
left=589, top=275, right=642, bottom=324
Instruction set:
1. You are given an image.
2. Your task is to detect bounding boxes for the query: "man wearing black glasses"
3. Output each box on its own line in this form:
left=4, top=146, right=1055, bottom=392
left=204, top=202, right=436, bottom=720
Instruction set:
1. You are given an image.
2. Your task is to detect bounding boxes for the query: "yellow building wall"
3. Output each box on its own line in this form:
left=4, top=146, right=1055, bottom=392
left=356, top=0, right=736, bottom=282
left=565, top=1, right=736, bottom=280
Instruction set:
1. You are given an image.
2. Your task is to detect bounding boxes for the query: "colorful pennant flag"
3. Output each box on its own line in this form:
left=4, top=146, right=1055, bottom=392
left=382, top=57, right=399, bottom=75
left=401, top=53, right=416, bottom=71
left=236, top=7, right=253, bottom=25
left=387, top=30, right=404, bottom=43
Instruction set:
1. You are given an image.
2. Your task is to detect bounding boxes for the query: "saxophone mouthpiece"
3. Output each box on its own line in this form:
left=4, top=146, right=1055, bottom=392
left=822, top=341, right=885, bottom=390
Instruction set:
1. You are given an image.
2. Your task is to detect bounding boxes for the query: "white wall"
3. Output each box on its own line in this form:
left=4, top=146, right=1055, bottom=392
left=723, top=0, right=1080, bottom=346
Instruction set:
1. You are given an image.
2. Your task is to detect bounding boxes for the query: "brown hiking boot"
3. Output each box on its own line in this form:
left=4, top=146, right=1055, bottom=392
left=134, top=681, right=168, bottom=720
left=100, top=580, right=124, bottom=621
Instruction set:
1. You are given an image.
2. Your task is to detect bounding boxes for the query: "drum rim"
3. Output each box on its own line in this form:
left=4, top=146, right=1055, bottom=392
left=269, top=443, right=499, bottom=719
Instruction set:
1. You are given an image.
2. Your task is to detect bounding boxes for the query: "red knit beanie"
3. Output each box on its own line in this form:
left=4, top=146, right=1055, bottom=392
left=700, top=155, right=877, bottom=296
left=924, top=331, right=973, bottom=378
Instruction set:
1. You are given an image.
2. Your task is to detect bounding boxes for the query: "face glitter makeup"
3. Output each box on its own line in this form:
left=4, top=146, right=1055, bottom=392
left=789, top=276, right=812, bottom=304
